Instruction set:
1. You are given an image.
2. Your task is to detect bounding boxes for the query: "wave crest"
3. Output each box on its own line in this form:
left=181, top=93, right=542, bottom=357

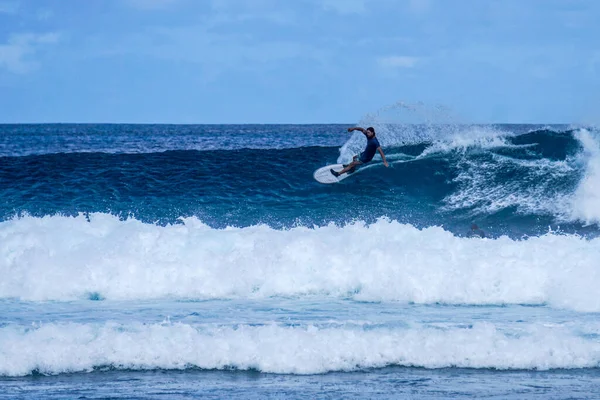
left=2, top=215, right=600, bottom=311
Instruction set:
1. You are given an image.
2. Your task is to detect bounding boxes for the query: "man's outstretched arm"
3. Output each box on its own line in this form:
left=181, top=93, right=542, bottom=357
left=348, top=127, right=367, bottom=135
left=378, top=147, right=389, bottom=167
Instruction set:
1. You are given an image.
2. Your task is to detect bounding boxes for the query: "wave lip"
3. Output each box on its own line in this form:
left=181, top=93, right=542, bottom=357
left=1, top=322, right=599, bottom=377
left=570, top=129, right=600, bottom=225
left=2, top=215, right=600, bottom=311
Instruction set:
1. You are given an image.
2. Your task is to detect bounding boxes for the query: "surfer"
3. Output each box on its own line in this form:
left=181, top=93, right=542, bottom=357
left=330, top=127, right=389, bottom=177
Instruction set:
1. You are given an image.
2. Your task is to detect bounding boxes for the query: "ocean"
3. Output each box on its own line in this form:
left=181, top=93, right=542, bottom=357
left=1, top=122, right=600, bottom=399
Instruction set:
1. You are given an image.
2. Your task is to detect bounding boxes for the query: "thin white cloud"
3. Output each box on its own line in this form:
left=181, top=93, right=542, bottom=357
left=209, top=0, right=297, bottom=25
left=589, top=51, right=600, bottom=77
left=0, top=32, right=60, bottom=74
left=211, top=0, right=272, bottom=11
left=37, top=8, right=54, bottom=20
left=94, top=24, right=328, bottom=84
left=378, top=55, right=419, bottom=68
left=139, top=26, right=325, bottom=65
left=126, top=0, right=180, bottom=10
left=0, top=1, right=19, bottom=14
left=322, top=0, right=367, bottom=15
left=408, top=0, right=431, bottom=14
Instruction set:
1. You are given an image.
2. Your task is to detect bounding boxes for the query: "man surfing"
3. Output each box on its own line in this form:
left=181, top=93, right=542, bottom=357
left=331, top=126, right=389, bottom=177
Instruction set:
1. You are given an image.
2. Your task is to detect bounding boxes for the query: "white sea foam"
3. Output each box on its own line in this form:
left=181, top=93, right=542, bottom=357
left=422, top=124, right=519, bottom=151
left=570, top=129, right=600, bottom=225
left=337, top=123, right=516, bottom=165
left=442, top=153, right=576, bottom=216
left=1, top=321, right=599, bottom=376
left=338, top=99, right=517, bottom=159
left=2, top=215, right=600, bottom=311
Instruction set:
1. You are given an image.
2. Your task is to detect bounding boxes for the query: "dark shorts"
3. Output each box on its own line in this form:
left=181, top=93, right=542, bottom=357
left=354, top=154, right=371, bottom=165
left=353, top=155, right=365, bottom=165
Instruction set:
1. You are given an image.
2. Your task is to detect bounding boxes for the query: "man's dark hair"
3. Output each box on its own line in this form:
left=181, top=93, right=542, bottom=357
left=367, top=127, right=375, bottom=134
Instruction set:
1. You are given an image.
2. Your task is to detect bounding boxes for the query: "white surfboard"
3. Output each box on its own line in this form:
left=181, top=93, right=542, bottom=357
left=313, top=163, right=355, bottom=184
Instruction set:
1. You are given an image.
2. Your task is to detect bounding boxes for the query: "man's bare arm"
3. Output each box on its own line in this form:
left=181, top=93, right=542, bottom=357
left=348, top=127, right=367, bottom=136
left=378, top=147, right=389, bottom=167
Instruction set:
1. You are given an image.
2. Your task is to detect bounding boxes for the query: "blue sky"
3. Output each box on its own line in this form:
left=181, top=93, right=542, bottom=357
left=0, top=0, right=598, bottom=123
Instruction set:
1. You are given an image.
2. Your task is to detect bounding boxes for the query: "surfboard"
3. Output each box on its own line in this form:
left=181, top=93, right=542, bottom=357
left=313, top=164, right=355, bottom=184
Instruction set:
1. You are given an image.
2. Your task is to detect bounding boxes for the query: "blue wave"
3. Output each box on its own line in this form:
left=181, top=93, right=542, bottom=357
left=1, top=125, right=598, bottom=237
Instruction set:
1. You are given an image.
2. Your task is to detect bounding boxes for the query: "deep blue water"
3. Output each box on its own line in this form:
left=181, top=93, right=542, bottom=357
left=1, top=123, right=600, bottom=398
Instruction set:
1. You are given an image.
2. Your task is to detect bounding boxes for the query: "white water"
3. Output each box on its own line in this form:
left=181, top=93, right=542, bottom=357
left=570, top=129, right=600, bottom=225
left=1, top=321, right=599, bottom=376
left=442, top=152, right=576, bottom=216
left=2, top=215, right=600, bottom=311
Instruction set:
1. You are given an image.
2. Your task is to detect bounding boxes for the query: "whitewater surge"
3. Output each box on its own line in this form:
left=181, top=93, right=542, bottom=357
left=1, top=321, right=599, bottom=376
left=2, top=214, right=600, bottom=311
left=337, top=119, right=514, bottom=163
left=571, top=129, right=600, bottom=224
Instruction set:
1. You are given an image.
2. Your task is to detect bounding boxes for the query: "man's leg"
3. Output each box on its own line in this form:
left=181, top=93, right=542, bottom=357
left=331, top=161, right=360, bottom=177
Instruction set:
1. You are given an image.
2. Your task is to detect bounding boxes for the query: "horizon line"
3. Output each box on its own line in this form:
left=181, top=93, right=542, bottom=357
left=0, top=121, right=577, bottom=126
